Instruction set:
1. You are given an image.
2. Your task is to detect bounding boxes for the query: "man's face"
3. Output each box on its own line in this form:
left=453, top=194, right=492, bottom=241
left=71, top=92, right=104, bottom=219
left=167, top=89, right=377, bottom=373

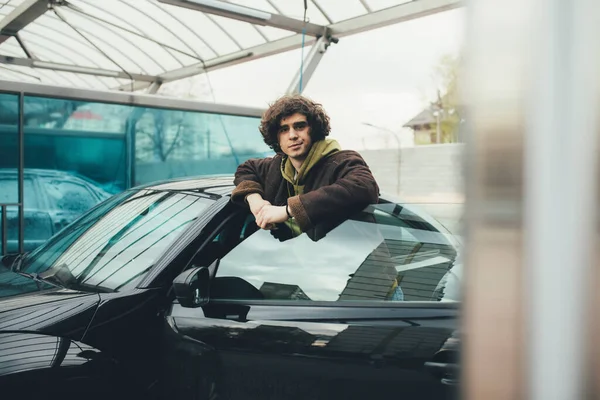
left=277, top=113, right=312, bottom=160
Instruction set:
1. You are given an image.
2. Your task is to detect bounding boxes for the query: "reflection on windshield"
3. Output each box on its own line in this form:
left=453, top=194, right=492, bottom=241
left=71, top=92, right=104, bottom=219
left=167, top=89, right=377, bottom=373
left=217, top=203, right=462, bottom=302
left=22, top=189, right=214, bottom=292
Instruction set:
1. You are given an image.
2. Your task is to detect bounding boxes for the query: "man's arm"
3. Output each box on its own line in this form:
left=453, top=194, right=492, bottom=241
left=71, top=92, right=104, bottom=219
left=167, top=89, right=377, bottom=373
left=287, top=152, right=379, bottom=232
left=231, top=158, right=270, bottom=205
left=231, top=158, right=276, bottom=225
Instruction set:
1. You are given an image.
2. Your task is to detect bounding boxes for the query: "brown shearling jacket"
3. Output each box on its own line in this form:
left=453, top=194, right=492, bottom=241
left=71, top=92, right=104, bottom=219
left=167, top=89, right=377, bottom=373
left=231, top=149, right=379, bottom=237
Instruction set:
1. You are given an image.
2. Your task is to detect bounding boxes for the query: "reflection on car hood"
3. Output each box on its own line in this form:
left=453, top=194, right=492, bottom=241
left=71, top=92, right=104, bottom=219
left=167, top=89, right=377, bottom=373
left=0, top=332, right=94, bottom=378
left=0, top=267, right=99, bottom=335
left=0, top=265, right=59, bottom=298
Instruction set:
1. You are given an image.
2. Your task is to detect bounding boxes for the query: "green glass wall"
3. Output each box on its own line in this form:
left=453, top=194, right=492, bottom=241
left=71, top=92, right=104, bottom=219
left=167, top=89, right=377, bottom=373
left=0, top=84, right=268, bottom=255
left=132, top=106, right=270, bottom=185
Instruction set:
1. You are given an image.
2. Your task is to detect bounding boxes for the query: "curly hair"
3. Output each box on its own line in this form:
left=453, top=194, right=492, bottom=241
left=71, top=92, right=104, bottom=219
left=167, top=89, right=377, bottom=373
left=259, top=95, right=331, bottom=153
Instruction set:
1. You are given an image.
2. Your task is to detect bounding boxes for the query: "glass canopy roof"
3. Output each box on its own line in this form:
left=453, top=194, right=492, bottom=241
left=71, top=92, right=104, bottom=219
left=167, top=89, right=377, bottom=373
left=0, top=0, right=460, bottom=92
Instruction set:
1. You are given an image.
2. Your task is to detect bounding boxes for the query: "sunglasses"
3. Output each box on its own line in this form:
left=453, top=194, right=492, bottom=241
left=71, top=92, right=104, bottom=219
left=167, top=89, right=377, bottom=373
left=278, top=121, right=308, bottom=134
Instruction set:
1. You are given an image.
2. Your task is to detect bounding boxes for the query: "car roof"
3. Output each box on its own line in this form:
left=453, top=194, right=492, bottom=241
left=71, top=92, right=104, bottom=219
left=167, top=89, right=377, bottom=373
left=0, top=168, right=88, bottom=179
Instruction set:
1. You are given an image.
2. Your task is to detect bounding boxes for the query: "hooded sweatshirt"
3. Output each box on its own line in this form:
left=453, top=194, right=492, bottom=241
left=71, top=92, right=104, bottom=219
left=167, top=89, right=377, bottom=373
left=280, top=139, right=342, bottom=196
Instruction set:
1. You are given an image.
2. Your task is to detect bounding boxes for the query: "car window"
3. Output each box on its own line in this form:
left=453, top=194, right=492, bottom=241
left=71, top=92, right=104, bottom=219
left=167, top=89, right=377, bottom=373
left=40, top=179, right=98, bottom=214
left=213, top=202, right=462, bottom=302
left=0, top=178, right=37, bottom=208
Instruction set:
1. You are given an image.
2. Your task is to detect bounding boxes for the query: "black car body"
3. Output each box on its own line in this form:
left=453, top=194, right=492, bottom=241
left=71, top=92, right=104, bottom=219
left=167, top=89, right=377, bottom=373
left=0, top=176, right=461, bottom=400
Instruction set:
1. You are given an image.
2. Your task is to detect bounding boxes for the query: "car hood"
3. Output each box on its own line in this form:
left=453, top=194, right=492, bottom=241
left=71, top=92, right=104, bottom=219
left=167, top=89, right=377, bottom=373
left=0, top=267, right=99, bottom=338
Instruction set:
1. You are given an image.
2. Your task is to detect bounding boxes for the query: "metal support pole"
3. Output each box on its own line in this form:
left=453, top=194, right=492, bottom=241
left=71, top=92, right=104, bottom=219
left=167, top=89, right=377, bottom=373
left=17, top=92, right=24, bottom=254
left=147, top=81, right=162, bottom=94
left=1, top=205, right=7, bottom=256
left=286, top=34, right=334, bottom=95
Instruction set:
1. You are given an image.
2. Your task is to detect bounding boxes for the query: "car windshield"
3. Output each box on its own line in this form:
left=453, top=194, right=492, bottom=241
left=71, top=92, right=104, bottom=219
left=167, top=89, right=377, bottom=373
left=20, top=188, right=215, bottom=292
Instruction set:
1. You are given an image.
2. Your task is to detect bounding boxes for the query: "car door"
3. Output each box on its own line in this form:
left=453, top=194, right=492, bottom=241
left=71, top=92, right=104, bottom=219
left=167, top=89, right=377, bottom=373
left=166, top=201, right=462, bottom=400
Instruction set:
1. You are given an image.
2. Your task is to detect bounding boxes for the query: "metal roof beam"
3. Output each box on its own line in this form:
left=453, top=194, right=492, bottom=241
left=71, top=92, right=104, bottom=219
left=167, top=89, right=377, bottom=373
left=0, top=0, right=48, bottom=44
left=157, top=0, right=326, bottom=36
left=115, top=34, right=315, bottom=91
left=287, top=35, right=334, bottom=95
left=116, top=0, right=463, bottom=92
left=329, top=0, right=463, bottom=37
left=0, top=55, right=159, bottom=81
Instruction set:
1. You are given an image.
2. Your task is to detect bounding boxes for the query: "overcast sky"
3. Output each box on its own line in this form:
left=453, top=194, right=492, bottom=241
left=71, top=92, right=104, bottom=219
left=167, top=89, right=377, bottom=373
left=187, top=8, right=466, bottom=150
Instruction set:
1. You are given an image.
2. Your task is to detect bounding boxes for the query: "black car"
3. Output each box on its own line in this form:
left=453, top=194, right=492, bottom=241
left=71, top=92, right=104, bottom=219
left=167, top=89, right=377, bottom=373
left=0, top=175, right=462, bottom=400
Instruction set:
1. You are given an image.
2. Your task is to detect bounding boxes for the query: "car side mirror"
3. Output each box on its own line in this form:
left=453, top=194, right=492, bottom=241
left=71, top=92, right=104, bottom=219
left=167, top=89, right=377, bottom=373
left=172, top=266, right=210, bottom=308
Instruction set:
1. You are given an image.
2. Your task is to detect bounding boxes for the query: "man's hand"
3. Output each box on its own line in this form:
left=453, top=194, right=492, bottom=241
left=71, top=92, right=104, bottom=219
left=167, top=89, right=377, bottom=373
left=246, top=193, right=270, bottom=218
left=255, top=205, right=289, bottom=230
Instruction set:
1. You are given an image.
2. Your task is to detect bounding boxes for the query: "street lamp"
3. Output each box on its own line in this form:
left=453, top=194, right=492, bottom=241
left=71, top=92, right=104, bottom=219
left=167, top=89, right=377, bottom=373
left=361, top=122, right=402, bottom=196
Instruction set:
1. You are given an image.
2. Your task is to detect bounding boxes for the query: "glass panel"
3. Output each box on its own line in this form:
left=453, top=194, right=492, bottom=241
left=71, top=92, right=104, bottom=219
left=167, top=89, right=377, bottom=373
left=39, top=178, right=105, bottom=214
left=0, top=90, right=266, bottom=253
left=158, top=3, right=240, bottom=56
left=210, top=16, right=266, bottom=49
left=0, top=178, right=36, bottom=208
left=270, top=0, right=330, bottom=25
left=0, top=95, right=129, bottom=252
left=0, top=65, right=42, bottom=84
left=19, top=31, right=101, bottom=70
left=215, top=202, right=462, bottom=302
left=312, top=0, right=368, bottom=22
left=134, top=107, right=271, bottom=185
left=151, top=2, right=218, bottom=59
left=365, top=0, right=412, bottom=12
left=254, top=26, right=295, bottom=42
left=126, top=0, right=207, bottom=62
left=25, top=20, right=134, bottom=72
left=20, top=190, right=215, bottom=292
left=54, top=7, right=177, bottom=74
left=37, top=12, right=163, bottom=75
left=23, top=97, right=129, bottom=189
left=0, top=93, right=19, bottom=255
left=227, top=0, right=275, bottom=13
left=188, top=46, right=310, bottom=108
left=0, top=36, right=27, bottom=57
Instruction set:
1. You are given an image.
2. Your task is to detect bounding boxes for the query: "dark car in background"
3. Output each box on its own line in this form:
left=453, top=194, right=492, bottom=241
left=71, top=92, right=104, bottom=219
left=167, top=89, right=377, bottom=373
left=0, top=168, right=112, bottom=254
left=0, top=176, right=461, bottom=400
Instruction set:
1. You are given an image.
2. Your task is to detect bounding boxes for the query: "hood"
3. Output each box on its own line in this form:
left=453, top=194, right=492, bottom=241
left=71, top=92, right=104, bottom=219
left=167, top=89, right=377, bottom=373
left=0, top=267, right=99, bottom=337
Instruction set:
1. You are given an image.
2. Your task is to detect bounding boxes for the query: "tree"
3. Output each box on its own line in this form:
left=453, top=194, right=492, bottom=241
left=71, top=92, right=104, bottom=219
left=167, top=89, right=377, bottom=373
left=430, top=53, right=463, bottom=143
left=134, top=75, right=212, bottom=163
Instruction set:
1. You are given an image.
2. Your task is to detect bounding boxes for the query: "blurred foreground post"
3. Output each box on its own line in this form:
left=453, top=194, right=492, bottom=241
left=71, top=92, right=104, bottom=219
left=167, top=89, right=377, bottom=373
left=462, top=0, right=600, bottom=399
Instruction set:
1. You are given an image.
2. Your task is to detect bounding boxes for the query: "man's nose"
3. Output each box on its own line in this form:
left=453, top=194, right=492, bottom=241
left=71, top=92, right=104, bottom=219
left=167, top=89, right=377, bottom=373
left=288, top=128, right=299, bottom=138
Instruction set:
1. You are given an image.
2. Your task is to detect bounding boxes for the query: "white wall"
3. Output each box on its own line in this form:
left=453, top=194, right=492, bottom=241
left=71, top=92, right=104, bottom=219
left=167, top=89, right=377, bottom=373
left=361, top=144, right=465, bottom=234
left=361, top=143, right=465, bottom=203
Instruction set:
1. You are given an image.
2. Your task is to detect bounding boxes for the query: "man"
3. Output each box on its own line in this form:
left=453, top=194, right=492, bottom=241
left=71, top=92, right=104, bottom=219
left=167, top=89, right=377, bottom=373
left=231, top=95, right=379, bottom=240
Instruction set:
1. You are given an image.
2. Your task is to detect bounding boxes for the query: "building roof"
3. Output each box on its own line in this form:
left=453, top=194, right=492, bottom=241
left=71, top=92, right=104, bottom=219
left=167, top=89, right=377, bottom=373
left=402, top=108, right=437, bottom=128
left=0, top=0, right=462, bottom=92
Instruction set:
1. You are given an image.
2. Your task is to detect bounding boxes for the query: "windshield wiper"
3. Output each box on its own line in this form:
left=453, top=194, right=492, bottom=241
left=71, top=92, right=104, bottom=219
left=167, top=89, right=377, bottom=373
left=10, top=252, right=27, bottom=272
left=15, top=271, right=65, bottom=291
